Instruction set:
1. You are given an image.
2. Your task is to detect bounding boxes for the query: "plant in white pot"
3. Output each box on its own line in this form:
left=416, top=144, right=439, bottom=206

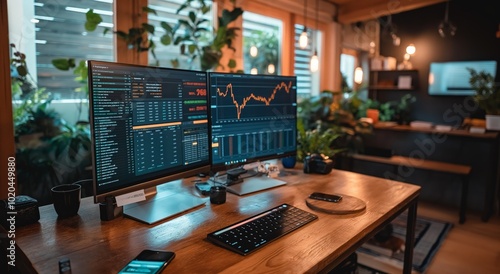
left=468, top=68, right=500, bottom=130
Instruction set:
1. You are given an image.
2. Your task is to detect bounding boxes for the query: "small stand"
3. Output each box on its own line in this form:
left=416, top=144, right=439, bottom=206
left=306, top=194, right=366, bottom=215
left=99, top=196, right=123, bottom=221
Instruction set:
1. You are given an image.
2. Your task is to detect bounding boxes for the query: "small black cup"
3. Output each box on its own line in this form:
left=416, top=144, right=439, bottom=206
left=51, top=184, right=81, bottom=218
left=210, top=186, right=226, bottom=204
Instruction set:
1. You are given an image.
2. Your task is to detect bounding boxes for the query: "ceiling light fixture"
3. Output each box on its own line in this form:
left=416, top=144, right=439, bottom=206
left=398, top=43, right=416, bottom=69
left=354, top=67, right=363, bottom=84
left=382, top=14, right=400, bottom=46
left=406, top=43, right=416, bottom=55
left=310, top=0, right=319, bottom=72
left=299, top=0, right=308, bottom=49
left=438, top=1, right=456, bottom=38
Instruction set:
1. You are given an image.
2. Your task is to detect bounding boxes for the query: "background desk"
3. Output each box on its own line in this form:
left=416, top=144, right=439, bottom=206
left=364, top=124, right=499, bottom=221
left=17, top=169, right=420, bottom=273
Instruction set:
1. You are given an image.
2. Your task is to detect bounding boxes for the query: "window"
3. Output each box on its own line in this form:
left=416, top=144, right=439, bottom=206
left=340, top=53, right=355, bottom=90
left=294, top=24, right=321, bottom=97
left=8, top=0, right=114, bottom=205
left=242, top=11, right=281, bottom=75
left=148, top=0, right=213, bottom=69
left=31, top=0, right=114, bottom=100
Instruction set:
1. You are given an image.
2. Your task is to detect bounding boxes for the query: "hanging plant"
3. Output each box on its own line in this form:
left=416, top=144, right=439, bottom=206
left=85, top=7, right=159, bottom=63
left=160, top=0, right=243, bottom=71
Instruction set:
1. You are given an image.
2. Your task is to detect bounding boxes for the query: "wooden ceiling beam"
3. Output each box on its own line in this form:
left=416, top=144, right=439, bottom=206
left=336, top=0, right=446, bottom=24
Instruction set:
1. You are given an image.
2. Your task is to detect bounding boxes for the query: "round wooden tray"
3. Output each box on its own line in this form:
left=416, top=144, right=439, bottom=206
left=305, top=194, right=366, bottom=215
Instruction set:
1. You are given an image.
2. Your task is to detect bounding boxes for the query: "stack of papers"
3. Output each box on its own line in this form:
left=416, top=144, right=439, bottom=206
left=410, top=121, right=433, bottom=128
left=470, top=127, right=486, bottom=134
left=435, top=125, right=452, bottom=131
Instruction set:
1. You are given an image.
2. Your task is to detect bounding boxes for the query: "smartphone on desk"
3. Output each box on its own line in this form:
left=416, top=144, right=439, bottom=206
left=118, top=250, right=175, bottom=274
left=195, top=181, right=212, bottom=195
left=309, top=192, right=343, bottom=203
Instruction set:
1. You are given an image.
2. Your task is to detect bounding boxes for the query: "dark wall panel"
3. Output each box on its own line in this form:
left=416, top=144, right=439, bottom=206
left=379, top=0, right=500, bottom=124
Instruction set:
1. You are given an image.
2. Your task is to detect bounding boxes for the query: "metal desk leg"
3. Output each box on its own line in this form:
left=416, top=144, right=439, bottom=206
left=459, top=175, right=469, bottom=224
left=403, top=199, right=418, bottom=274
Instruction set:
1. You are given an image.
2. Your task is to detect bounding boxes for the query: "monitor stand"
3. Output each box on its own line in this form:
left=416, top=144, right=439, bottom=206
left=123, top=190, right=205, bottom=225
left=215, top=172, right=286, bottom=196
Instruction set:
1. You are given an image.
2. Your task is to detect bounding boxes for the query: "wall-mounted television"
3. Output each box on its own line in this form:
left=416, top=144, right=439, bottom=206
left=428, top=60, right=497, bottom=96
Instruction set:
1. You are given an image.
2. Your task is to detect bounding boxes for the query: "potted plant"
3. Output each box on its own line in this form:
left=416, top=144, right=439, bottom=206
left=296, top=92, right=373, bottom=164
left=10, top=44, right=92, bottom=205
left=468, top=68, right=500, bottom=130
left=392, top=93, right=416, bottom=125
left=296, top=119, right=343, bottom=162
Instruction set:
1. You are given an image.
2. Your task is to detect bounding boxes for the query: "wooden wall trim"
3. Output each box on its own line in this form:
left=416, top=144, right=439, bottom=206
left=114, top=0, right=148, bottom=64
left=1, top=0, right=15, bottom=200
left=338, top=0, right=446, bottom=24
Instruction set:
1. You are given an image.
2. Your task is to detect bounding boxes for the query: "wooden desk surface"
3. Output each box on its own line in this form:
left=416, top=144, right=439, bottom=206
left=374, top=123, right=499, bottom=139
left=17, top=169, right=420, bottom=273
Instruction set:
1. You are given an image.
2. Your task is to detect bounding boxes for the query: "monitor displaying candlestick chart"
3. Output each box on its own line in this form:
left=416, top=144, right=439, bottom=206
left=208, top=72, right=297, bottom=172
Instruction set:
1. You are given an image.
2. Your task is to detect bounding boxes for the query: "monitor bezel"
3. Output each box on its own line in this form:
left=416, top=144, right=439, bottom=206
left=88, top=60, right=211, bottom=204
left=207, top=72, right=297, bottom=173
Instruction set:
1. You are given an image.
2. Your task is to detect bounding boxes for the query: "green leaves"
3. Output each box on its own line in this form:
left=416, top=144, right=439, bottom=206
left=297, top=120, right=343, bottom=161
left=165, top=1, right=243, bottom=71
left=219, top=7, right=243, bottom=27
left=228, top=59, right=236, bottom=69
left=468, top=68, right=500, bottom=115
left=161, top=35, right=172, bottom=46
left=51, top=58, right=76, bottom=71
left=84, top=2, right=243, bottom=71
left=189, top=11, right=197, bottom=23
left=10, top=43, right=29, bottom=77
left=85, top=9, right=102, bottom=31
left=188, top=44, right=197, bottom=54
left=142, top=23, right=155, bottom=34
left=142, top=6, right=157, bottom=15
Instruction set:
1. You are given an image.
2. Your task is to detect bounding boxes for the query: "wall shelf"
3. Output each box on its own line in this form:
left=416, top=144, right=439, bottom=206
left=369, top=69, right=419, bottom=100
left=368, top=86, right=415, bottom=91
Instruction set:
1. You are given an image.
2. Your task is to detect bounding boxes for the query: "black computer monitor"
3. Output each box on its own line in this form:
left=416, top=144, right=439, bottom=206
left=208, top=72, right=297, bottom=195
left=88, top=60, right=210, bottom=224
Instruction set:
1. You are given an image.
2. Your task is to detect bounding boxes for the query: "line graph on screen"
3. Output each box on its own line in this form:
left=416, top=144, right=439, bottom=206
left=213, top=79, right=296, bottom=121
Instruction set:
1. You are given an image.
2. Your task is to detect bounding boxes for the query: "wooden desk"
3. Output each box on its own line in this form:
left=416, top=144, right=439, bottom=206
left=350, top=154, right=470, bottom=223
left=372, top=124, right=499, bottom=221
left=17, top=169, right=420, bottom=273
left=374, top=123, right=499, bottom=139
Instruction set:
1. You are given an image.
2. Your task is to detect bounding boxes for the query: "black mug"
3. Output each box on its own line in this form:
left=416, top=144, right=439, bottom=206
left=51, top=184, right=81, bottom=218
left=210, top=186, right=226, bottom=204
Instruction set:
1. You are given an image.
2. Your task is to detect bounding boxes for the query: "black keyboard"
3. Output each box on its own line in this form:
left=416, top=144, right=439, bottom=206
left=207, top=204, right=318, bottom=255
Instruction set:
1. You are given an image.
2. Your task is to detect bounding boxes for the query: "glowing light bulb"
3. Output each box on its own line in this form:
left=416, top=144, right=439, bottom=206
left=406, top=44, right=416, bottom=55
left=250, top=68, right=258, bottom=75
left=299, top=31, right=308, bottom=49
left=354, top=67, right=363, bottom=84
left=267, top=64, right=275, bottom=74
left=310, top=52, right=318, bottom=72
left=250, top=45, right=258, bottom=57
